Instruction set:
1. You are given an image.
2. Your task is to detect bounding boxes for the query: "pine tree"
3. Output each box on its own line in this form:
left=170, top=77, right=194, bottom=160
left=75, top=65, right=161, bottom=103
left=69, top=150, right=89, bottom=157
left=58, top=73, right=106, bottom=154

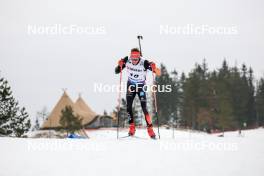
left=112, top=98, right=127, bottom=127
left=0, top=75, right=31, bottom=137
left=246, top=67, right=257, bottom=126
left=155, top=64, right=176, bottom=124
left=229, top=65, right=247, bottom=128
left=181, top=63, right=210, bottom=130
left=0, top=77, right=13, bottom=135
left=34, top=116, right=40, bottom=131
left=170, top=69, right=180, bottom=127
left=196, top=60, right=213, bottom=131
left=207, top=70, right=219, bottom=131
left=256, top=78, right=264, bottom=126
left=215, top=61, right=236, bottom=131
left=59, top=106, right=83, bottom=134
left=178, top=73, right=186, bottom=127
left=119, top=98, right=127, bottom=127
left=181, top=69, right=198, bottom=129
left=10, top=107, right=31, bottom=137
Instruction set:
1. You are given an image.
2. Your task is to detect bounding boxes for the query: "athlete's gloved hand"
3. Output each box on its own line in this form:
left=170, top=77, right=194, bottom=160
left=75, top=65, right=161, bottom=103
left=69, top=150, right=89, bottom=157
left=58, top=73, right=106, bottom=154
left=118, top=59, right=124, bottom=68
left=150, top=62, right=161, bottom=76
left=150, top=62, right=156, bottom=71
left=155, top=68, right=161, bottom=76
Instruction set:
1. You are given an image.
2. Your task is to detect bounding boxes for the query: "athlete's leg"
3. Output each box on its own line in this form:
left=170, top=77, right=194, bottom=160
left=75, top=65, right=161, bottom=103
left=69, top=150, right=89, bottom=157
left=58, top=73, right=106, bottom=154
left=137, top=86, right=156, bottom=138
left=137, top=90, right=152, bottom=127
left=126, top=82, right=137, bottom=123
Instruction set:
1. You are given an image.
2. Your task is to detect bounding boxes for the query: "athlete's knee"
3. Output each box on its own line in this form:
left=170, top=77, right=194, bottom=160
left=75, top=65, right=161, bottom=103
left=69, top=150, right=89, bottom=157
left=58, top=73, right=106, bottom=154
left=142, top=106, right=148, bottom=115
left=127, top=103, right=132, bottom=111
left=140, top=101, right=148, bottom=114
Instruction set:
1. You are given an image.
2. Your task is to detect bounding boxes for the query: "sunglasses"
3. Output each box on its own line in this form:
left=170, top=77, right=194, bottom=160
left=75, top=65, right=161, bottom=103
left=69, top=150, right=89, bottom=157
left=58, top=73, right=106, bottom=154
left=130, top=52, right=140, bottom=59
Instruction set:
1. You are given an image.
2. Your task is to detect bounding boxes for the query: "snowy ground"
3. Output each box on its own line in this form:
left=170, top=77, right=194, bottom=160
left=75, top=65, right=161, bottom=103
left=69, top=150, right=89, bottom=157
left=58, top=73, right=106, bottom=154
left=1, top=128, right=264, bottom=176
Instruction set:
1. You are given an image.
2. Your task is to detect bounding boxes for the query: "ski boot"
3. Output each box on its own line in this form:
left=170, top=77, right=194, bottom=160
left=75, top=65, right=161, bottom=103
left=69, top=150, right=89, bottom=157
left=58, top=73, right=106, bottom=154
left=147, top=126, right=156, bottom=139
left=128, top=123, right=136, bottom=136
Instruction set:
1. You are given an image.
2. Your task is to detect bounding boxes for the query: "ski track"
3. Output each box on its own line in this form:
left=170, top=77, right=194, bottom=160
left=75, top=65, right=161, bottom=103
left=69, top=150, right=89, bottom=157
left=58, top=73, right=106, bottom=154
left=1, top=128, right=264, bottom=176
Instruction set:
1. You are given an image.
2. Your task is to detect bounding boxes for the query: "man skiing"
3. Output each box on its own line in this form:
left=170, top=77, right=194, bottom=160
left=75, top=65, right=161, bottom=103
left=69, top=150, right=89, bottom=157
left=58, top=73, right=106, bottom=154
left=115, top=48, right=161, bottom=139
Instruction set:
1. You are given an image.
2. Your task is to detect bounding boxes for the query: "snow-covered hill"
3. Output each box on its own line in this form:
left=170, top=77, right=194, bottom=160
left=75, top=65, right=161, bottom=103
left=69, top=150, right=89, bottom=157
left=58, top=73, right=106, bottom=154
left=1, top=128, right=263, bottom=176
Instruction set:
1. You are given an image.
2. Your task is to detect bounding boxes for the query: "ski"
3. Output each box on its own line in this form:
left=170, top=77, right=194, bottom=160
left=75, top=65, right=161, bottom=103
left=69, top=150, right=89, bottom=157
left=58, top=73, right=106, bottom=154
left=133, top=135, right=149, bottom=140
left=119, top=135, right=130, bottom=139
left=119, top=135, right=153, bottom=140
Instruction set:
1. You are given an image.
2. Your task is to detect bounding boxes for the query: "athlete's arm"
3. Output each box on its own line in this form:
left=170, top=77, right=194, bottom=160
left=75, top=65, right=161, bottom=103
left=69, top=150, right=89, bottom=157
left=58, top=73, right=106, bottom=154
left=144, top=60, right=161, bottom=76
left=115, top=56, right=128, bottom=74
left=144, top=60, right=152, bottom=71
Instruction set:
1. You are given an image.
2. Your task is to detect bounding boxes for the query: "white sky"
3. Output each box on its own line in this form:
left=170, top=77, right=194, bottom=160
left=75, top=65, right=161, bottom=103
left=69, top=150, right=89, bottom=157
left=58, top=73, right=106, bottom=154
left=0, top=0, right=263, bottom=120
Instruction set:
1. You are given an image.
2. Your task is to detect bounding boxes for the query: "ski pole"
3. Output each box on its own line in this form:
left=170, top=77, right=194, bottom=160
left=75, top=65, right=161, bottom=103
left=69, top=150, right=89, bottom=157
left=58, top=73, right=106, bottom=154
left=137, top=35, right=160, bottom=139
left=137, top=35, right=143, bottom=56
left=152, top=72, right=161, bottom=139
left=117, top=66, right=123, bottom=139
left=137, top=35, right=144, bottom=127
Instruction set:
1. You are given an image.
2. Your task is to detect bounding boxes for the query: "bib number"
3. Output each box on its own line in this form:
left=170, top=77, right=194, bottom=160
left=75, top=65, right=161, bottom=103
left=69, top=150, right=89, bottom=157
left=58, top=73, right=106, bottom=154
left=130, top=73, right=139, bottom=78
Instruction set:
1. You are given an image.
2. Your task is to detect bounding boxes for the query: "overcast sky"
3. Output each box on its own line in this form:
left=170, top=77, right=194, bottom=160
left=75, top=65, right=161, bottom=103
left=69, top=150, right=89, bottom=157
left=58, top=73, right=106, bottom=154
left=0, top=0, right=263, bottom=119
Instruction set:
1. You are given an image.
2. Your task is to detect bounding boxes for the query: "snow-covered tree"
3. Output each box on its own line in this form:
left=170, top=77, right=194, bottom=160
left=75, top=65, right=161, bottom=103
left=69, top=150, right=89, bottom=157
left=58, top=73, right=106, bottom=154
left=0, top=74, right=31, bottom=137
left=33, top=116, right=40, bottom=131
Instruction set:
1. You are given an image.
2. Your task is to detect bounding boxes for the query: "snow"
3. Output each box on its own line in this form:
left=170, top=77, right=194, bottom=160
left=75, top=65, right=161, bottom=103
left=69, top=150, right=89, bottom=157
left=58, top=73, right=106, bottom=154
left=1, top=128, right=264, bottom=176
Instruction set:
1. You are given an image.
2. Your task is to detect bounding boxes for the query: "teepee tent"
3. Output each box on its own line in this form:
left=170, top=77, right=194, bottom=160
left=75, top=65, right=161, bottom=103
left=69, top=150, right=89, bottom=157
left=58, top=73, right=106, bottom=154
left=42, top=91, right=97, bottom=129
left=42, top=91, right=75, bottom=129
left=74, top=95, right=97, bottom=125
